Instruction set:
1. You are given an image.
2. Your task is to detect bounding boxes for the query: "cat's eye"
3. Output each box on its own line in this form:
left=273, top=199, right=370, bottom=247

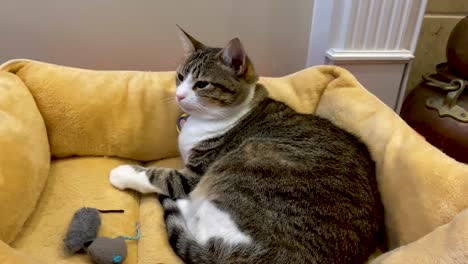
left=177, top=73, right=184, bottom=82
left=195, top=81, right=209, bottom=89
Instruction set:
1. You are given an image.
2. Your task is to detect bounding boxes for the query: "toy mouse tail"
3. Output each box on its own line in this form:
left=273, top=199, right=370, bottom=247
left=122, top=223, right=141, bottom=241
left=97, top=209, right=125, bottom=213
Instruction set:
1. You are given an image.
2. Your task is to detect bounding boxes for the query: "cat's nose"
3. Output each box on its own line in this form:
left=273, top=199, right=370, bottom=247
left=176, top=95, right=185, bottom=101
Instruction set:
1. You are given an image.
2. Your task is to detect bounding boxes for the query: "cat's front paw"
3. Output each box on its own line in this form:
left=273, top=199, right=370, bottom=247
left=109, top=165, right=138, bottom=190
left=109, top=165, right=160, bottom=193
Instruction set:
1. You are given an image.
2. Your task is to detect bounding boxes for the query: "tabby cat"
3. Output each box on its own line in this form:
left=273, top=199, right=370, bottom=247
left=109, top=26, right=384, bottom=264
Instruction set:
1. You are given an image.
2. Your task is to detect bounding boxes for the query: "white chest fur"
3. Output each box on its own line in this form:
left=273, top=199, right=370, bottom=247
left=178, top=102, right=253, bottom=163
left=178, top=116, right=239, bottom=164
left=176, top=82, right=255, bottom=163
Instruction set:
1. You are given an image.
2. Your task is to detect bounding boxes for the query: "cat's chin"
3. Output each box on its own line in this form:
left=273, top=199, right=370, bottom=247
left=178, top=101, right=247, bottom=121
left=177, top=101, right=195, bottom=113
left=177, top=102, right=216, bottom=119
left=177, top=105, right=208, bottom=119
left=183, top=111, right=220, bottom=120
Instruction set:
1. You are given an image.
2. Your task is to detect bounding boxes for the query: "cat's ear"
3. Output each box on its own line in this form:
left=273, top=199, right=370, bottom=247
left=176, top=25, right=205, bottom=55
left=220, top=38, right=247, bottom=75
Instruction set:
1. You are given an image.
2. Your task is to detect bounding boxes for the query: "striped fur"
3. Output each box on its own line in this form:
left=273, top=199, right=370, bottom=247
left=159, top=196, right=267, bottom=264
left=110, top=28, right=384, bottom=263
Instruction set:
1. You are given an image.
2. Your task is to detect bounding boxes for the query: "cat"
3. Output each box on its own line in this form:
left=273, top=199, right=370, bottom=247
left=109, top=26, right=384, bottom=264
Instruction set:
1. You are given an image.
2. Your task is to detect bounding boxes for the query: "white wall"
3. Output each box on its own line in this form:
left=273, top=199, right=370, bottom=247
left=0, top=0, right=314, bottom=76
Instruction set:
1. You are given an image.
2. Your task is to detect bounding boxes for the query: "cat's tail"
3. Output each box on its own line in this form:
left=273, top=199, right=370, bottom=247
left=159, top=195, right=267, bottom=264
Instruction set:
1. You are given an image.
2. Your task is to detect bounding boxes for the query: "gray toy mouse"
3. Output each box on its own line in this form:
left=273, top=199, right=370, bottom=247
left=85, top=237, right=128, bottom=264
left=64, top=207, right=140, bottom=264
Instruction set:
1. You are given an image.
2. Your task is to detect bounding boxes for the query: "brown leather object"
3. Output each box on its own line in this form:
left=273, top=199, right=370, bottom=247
left=447, top=16, right=468, bottom=80
left=401, top=79, right=468, bottom=164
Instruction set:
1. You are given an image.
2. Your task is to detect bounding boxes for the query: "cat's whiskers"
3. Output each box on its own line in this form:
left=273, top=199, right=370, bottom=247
left=159, top=97, right=177, bottom=104
left=160, top=96, right=175, bottom=102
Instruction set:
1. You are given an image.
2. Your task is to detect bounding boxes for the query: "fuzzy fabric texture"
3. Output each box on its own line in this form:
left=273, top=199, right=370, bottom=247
left=63, top=208, right=101, bottom=253
left=0, top=59, right=467, bottom=263
left=372, top=208, right=468, bottom=263
left=11, top=157, right=140, bottom=264
left=0, top=71, right=50, bottom=243
left=2, top=60, right=181, bottom=161
left=0, top=240, right=44, bottom=264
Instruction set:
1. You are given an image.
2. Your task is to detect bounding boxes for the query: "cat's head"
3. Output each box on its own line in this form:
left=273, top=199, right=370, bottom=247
left=175, top=26, right=258, bottom=120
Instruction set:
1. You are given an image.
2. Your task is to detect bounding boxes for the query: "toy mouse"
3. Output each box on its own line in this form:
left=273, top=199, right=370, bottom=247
left=85, top=237, right=127, bottom=264
left=64, top=207, right=140, bottom=264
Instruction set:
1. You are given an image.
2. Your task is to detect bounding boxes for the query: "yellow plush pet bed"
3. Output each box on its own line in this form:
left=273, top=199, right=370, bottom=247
left=0, top=59, right=467, bottom=264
